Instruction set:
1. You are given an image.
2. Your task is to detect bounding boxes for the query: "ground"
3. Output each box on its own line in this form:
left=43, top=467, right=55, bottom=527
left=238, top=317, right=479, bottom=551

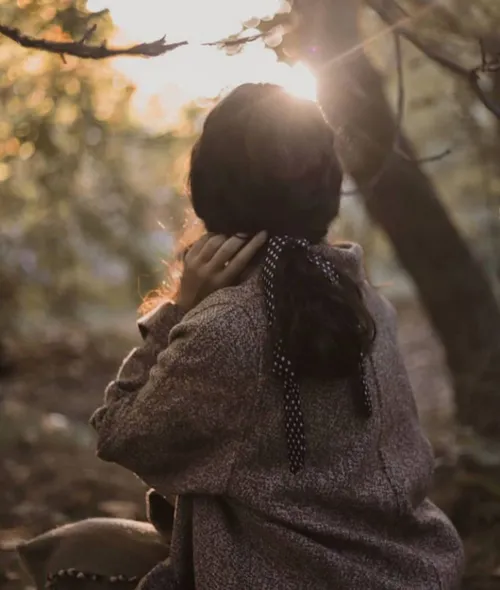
left=0, top=303, right=499, bottom=590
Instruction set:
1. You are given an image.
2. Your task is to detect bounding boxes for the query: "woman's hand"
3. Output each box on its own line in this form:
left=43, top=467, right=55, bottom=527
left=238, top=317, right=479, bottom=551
left=176, top=231, right=268, bottom=312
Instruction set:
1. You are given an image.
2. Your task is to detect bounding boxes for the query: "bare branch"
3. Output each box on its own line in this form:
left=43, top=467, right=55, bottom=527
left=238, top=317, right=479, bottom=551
left=203, top=31, right=269, bottom=48
left=397, top=146, right=454, bottom=164
left=366, top=0, right=500, bottom=119
left=342, top=28, right=452, bottom=196
left=0, top=23, right=188, bottom=58
left=365, top=0, right=469, bottom=75
left=79, top=23, right=97, bottom=45
left=0, top=20, right=274, bottom=62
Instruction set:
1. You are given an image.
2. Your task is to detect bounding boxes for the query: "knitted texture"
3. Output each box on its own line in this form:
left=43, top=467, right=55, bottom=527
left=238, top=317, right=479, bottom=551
left=91, top=242, right=464, bottom=590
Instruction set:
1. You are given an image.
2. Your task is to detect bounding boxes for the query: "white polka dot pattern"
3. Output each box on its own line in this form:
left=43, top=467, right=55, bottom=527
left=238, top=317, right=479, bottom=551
left=263, top=236, right=373, bottom=475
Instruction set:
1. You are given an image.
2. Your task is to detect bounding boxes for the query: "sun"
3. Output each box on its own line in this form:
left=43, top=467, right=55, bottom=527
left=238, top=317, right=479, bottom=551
left=279, top=62, right=317, bottom=102
left=86, top=0, right=318, bottom=127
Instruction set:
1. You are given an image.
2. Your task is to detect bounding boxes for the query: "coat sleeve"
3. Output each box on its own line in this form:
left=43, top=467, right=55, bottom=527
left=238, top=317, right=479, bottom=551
left=89, top=303, right=261, bottom=496
left=102, top=302, right=186, bottom=404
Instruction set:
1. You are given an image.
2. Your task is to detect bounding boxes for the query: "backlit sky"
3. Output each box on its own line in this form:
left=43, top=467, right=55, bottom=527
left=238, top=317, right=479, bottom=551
left=86, top=0, right=317, bottom=129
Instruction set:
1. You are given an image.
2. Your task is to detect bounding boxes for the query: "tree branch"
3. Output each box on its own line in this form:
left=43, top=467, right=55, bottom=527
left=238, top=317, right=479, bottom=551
left=343, top=29, right=451, bottom=196
left=365, top=0, right=500, bottom=119
left=0, top=22, right=271, bottom=61
left=0, top=23, right=188, bottom=58
left=203, top=31, right=269, bottom=48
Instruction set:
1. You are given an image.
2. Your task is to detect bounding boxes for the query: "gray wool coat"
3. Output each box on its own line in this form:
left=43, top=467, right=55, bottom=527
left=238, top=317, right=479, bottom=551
left=90, top=242, right=464, bottom=590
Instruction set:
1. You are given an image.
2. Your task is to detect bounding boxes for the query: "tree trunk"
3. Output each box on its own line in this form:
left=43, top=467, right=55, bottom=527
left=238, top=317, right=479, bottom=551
left=294, top=0, right=500, bottom=439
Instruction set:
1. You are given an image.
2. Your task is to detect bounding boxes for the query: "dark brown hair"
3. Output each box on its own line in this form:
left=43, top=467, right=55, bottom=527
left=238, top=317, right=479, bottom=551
left=145, top=83, right=375, bottom=378
left=189, top=83, right=342, bottom=241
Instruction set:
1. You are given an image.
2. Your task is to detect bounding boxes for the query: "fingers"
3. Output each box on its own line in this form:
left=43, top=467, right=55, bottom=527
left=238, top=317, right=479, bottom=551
left=207, top=235, right=249, bottom=271
left=219, top=231, right=267, bottom=282
left=196, top=235, right=227, bottom=263
left=186, top=233, right=212, bottom=259
left=186, top=231, right=268, bottom=286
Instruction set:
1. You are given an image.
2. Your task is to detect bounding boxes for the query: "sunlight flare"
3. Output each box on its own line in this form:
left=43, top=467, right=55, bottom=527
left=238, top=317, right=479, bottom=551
left=279, top=62, right=317, bottom=102
left=86, top=0, right=317, bottom=128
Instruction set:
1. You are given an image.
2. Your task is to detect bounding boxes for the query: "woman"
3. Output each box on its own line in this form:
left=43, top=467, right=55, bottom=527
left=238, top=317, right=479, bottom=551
left=91, top=83, right=463, bottom=589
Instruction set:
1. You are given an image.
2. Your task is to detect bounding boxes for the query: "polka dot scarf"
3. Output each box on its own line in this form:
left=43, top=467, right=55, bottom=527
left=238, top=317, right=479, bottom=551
left=262, top=235, right=373, bottom=475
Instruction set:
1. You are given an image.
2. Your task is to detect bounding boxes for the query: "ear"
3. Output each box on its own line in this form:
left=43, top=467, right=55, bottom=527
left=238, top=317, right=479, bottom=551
left=145, top=490, right=175, bottom=540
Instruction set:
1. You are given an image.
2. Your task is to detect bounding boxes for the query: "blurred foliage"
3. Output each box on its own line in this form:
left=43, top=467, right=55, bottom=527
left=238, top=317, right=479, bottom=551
left=0, top=0, right=196, bottom=336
